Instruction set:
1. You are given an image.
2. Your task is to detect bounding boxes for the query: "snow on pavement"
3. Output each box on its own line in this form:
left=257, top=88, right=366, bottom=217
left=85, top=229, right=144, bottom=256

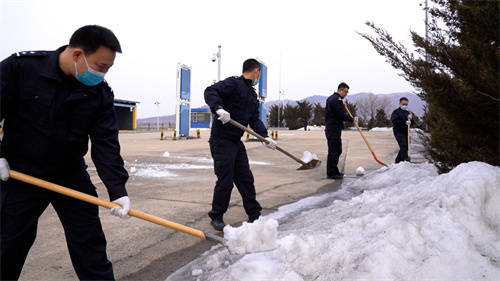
left=167, top=161, right=500, bottom=281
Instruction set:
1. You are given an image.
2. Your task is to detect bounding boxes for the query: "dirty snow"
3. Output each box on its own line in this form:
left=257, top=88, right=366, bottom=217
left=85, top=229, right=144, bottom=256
left=162, top=152, right=273, bottom=165
left=300, top=151, right=319, bottom=163
left=356, top=166, right=365, bottom=176
left=167, top=161, right=500, bottom=281
left=224, top=218, right=279, bottom=255
left=369, top=127, right=393, bottom=132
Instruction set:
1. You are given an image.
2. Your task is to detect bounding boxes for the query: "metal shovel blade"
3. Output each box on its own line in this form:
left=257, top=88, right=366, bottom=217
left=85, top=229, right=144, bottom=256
left=297, top=159, right=322, bottom=170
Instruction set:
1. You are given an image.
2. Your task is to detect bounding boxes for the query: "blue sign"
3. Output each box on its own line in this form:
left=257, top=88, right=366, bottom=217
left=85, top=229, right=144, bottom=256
left=259, top=102, right=266, bottom=126
left=258, top=63, right=267, bottom=98
left=179, top=104, right=190, bottom=136
left=180, top=68, right=191, bottom=100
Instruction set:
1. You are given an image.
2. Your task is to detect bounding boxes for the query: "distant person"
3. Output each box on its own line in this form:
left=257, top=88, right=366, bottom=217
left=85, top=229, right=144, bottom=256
left=0, top=25, right=131, bottom=280
left=325, top=82, right=358, bottom=179
left=204, top=58, right=277, bottom=231
left=391, top=97, right=414, bottom=163
left=304, top=119, right=308, bottom=131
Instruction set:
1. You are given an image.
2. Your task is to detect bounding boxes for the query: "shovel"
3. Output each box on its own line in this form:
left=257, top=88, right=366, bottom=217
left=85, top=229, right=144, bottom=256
left=8, top=170, right=225, bottom=244
left=228, top=119, right=321, bottom=170
left=343, top=103, right=388, bottom=167
left=407, top=116, right=411, bottom=162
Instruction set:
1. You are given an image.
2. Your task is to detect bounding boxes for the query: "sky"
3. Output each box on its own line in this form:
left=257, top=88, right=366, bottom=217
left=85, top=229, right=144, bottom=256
left=0, top=0, right=426, bottom=118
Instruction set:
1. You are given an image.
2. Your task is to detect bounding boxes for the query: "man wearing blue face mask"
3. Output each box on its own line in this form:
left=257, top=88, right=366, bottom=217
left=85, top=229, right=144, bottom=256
left=391, top=97, right=414, bottom=163
left=204, top=58, right=276, bottom=231
left=0, top=25, right=130, bottom=280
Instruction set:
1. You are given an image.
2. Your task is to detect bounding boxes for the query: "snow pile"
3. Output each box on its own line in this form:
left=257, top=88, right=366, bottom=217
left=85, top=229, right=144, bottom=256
left=355, top=166, right=365, bottom=176
left=369, top=127, right=393, bottom=132
left=223, top=218, right=279, bottom=255
left=300, top=151, right=319, bottom=163
left=167, top=161, right=500, bottom=281
left=294, top=125, right=325, bottom=131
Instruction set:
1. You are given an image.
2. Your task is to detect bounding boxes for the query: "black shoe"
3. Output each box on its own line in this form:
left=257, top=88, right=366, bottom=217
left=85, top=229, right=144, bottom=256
left=327, top=173, right=344, bottom=180
left=248, top=215, right=260, bottom=223
left=210, top=219, right=225, bottom=231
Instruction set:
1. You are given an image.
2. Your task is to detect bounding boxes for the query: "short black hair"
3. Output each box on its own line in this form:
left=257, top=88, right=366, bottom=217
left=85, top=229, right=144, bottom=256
left=338, top=82, right=349, bottom=90
left=69, top=25, right=122, bottom=55
left=243, top=59, right=260, bottom=73
left=400, top=97, right=409, bottom=102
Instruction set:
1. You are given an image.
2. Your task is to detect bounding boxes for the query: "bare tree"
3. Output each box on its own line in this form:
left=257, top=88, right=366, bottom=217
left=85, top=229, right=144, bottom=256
left=356, top=94, right=391, bottom=120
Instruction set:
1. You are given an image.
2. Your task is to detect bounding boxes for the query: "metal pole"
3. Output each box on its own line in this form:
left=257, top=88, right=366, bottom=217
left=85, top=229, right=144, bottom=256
left=217, top=45, right=221, bottom=82
left=154, top=101, right=160, bottom=131
left=278, top=52, right=282, bottom=128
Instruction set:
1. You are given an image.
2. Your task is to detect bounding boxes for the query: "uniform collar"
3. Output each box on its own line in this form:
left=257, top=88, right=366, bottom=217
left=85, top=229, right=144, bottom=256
left=334, top=92, right=343, bottom=99
left=41, top=45, right=99, bottom=95
left=40, top=45, right=68, bottom=82
left=241, top=75, right=253, bottom=86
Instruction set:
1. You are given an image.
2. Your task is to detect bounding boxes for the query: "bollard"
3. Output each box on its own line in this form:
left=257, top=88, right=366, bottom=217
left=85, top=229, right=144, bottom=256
left=271, top=130, right=275, bottom=140
left=160, top=130, right=164, bottom=140
left=197, top=129, right=200, bottom=139
left=246, top=132, right=250, bottom=142
left=275, top=130, right=278, bottom=141
left=173, top=130, right=177, bottom=141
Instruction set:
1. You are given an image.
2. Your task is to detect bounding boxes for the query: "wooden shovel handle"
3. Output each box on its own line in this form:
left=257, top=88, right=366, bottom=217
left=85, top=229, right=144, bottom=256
left=343, top=103, right=388, bottom=167
left=228, top=119, right=306, bottom=165
left=9, top=170, right=210, bottom=241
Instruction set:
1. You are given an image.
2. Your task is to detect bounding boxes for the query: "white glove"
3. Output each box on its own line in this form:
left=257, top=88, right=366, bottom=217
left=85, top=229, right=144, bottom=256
left=264, top=137, right=277, bottom=150
left=0, top=158, right=10, bottom=181
left=406, top=120, right=411, bottom=126
left=216, top=109, right=230, bottom=124
left=111, top=196, right=131, bottom=219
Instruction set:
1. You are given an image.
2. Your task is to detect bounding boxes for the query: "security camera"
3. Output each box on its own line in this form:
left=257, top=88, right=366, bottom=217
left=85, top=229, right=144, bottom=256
left=211, top=54, right=217, bottom=62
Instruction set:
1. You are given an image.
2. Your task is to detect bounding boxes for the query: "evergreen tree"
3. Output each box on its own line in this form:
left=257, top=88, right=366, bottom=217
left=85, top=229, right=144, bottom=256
left=374, top=108, right=390, bottom=127
left=311, top=103, right=325, bottom=126
left=344, top=101, right=357, bottom=128
left=296, top=101, right=313, bottom=128
left=360, top=0, right=499, bottom=172
left=283, top=104, right=301, bottom=130
left=267, top=104, right=284, bottom=127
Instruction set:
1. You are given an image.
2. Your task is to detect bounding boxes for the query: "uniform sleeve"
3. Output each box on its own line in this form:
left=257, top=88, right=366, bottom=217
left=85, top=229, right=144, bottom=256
left=0, top=55, right=18, bottom=122
left=391, top=110, right=405, bottom=126
left=334, top=100, right=354, bottom=122
left=89, top=90, right=129, bottom=201
left=204, top=78, right=236, bottom=113
left=249, top=100, right=268, bottom=138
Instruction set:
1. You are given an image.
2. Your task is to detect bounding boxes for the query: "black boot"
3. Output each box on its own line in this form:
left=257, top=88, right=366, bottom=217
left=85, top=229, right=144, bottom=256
left=327, top=173, right=344, bottom=180
left=210, top=218, right=225, bottom=231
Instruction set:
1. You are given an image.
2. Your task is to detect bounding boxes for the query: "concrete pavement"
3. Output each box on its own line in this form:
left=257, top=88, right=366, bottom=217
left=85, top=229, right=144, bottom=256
left=18, top=129, right=399, bottom=280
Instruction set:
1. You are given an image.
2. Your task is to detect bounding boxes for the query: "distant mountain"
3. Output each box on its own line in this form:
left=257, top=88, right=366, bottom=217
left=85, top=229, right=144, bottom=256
left=137, top=92, right=426, bottom=123
left=264, top=92, right=426, bottom=116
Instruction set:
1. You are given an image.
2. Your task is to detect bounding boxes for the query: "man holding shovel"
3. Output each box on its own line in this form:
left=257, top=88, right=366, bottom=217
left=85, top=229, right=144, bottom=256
left=0, top=25, right=130, bottom=280
left=391, top=97, right=414, bottom=163
left=325, top=82, right=358, bottom=179
left=204, top=58, right=277, bottom=231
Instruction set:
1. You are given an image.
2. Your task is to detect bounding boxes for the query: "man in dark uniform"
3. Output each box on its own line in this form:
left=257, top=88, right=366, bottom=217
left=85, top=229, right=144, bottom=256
left=0, top=25, right=131, bottom=280
left=204, top=58, right=276, bottom=231
left=325, top=82, right=358, bottom=179
left=391, top=97, right=414, bottom=163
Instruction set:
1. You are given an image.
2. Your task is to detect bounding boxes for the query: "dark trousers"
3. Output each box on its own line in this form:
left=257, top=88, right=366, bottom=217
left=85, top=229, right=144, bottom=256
left=208, top=138, right=262, bottom=221
left=0, top=170, right=114, bottom=280
left=394, top=132, right=409, bottom=163
left=326, top=133, right=342, bottom=177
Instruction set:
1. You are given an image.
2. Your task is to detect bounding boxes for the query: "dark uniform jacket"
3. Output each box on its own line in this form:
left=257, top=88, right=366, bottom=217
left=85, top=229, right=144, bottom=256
left=0, top=46, right=128, bottom=201
left=391, top=108, right=413, bottom=136
left=204, top=76, right=268, bottom=141
left=325, top=92, right=353, bottom=137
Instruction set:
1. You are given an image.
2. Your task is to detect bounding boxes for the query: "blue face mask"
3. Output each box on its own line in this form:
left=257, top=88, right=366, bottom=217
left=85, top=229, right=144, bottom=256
left=75, top=55, right=105, bottom=86
left=401, top=105, right=408, bottom=111
left=253, top=78, right=259, bottom=86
